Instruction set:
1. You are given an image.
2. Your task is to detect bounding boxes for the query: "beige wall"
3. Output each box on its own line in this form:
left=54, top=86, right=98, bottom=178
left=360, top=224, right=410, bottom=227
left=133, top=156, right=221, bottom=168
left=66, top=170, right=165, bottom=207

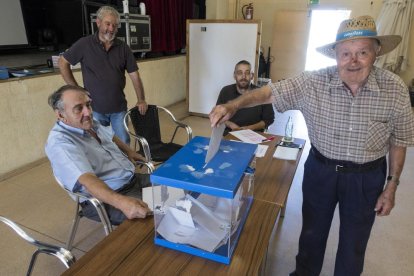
left=206, top=0, right=229, bottom=19
left=208, top=0, right=413, bottom=84
left=0, top=55, right=186, bottom=179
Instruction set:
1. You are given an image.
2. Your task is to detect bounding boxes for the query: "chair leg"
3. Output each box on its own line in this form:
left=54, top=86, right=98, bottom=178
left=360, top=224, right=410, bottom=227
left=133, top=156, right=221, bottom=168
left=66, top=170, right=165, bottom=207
left=52, top=250, right=77, bottom=269
left=66, top=202, right=81, bottom=250
left=88, top=198, right=113, bottom=235
left=26, top=248, right=76, bottom=276
left=26, top=249, right=41, bottom=276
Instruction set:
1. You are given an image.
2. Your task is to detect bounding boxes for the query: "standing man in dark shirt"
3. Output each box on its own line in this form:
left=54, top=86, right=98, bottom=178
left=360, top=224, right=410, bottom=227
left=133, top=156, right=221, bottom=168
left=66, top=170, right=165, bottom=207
left=216, top=60, right=274, bottom=135
left=59, top=5, right=147, bottom=145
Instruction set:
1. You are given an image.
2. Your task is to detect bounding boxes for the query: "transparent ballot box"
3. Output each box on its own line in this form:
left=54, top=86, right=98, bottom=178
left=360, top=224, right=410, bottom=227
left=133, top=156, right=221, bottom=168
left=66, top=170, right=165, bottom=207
left=150, top=136, right=257, bottom=264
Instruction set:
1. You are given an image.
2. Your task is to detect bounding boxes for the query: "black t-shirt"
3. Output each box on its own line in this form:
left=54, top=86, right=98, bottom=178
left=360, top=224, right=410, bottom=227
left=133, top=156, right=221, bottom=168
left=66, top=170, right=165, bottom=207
left=63, top=33, right=139, bottom=113
left=216, top=84, right=275, bottom=134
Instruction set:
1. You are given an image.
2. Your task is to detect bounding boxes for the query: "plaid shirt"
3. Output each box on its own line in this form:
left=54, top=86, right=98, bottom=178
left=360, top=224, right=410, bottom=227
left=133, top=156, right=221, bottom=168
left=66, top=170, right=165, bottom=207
left=269, top=66, right=414, bottom=163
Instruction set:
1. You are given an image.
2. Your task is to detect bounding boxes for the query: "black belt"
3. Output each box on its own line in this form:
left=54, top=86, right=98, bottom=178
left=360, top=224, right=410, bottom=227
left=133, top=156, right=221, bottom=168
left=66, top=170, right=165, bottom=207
left=310, top=147, right=385, bottom=173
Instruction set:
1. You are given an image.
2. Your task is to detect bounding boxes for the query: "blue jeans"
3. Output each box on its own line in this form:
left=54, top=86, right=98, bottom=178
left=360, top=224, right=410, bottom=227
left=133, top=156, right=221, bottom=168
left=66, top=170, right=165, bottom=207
left=93, top=111, right=130, bottom=145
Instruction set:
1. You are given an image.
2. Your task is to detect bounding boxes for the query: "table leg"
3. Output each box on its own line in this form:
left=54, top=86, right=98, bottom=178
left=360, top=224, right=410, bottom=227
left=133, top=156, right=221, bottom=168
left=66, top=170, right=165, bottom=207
left=280, top=205, right=286, bottom=217
left=259, top=244, right=269, bottom=275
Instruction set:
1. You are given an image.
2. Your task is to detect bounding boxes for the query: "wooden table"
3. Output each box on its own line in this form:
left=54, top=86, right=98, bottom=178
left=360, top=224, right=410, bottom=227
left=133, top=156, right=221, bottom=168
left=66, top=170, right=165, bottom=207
left=227, top=133, right=306, bottom=212
left=63, top=200, right=280, bottom=275
left=63, top=134, right=306, bottom=275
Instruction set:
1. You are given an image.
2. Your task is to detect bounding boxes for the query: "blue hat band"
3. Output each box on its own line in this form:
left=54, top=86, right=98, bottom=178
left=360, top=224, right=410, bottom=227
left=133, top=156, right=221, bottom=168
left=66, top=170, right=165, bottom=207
left=336, top=30, right=377, bottom=41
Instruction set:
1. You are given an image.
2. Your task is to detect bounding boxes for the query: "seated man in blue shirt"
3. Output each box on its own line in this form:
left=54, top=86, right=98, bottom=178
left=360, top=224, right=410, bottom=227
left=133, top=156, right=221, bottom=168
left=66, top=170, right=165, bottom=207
left=45, top=85, right=152, bottom=225
left=216, top=60, right=274, bottom=135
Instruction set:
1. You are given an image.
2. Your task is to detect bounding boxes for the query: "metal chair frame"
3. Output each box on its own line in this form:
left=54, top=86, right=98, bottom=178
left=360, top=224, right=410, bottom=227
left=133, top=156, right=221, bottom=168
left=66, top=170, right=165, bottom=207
left=123, top=105, right=193, bottom=162
left=63, top=186, right=113, bottom=251
left=0, top=216, right=76, bottom=276
left=55, top=160, right=155, bottom=251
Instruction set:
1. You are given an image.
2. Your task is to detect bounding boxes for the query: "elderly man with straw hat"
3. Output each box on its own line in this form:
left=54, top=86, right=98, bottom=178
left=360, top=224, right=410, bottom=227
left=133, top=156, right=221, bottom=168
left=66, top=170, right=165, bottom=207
left=209, top=15, right=414, bottom=275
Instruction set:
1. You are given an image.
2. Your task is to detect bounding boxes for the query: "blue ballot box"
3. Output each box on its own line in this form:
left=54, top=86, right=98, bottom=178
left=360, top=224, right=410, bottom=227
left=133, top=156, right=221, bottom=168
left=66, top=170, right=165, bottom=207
left=150, top=136, right=257, bottom=264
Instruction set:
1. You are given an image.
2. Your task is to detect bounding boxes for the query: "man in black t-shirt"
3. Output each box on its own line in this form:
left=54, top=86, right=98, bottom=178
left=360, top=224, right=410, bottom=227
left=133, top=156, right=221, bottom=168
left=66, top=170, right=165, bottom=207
left=216, top=60, right=274, bottom=135
left=59, top=6, right=147, bottom=145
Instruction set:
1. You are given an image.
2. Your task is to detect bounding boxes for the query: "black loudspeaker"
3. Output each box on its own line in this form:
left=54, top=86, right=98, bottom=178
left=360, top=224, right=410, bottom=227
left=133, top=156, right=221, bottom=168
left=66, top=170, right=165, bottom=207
left=37, top=28, right=58, bottom=51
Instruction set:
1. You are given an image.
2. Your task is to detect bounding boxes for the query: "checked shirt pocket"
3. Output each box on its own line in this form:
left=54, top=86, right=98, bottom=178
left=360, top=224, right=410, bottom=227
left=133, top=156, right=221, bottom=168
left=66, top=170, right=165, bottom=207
left=365, top=120, right=391, bottom=152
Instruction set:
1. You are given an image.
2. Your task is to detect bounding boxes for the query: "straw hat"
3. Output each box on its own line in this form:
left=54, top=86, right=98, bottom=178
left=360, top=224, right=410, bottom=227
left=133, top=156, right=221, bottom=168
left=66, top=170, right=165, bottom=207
left=316, top=15, right=402, bottom=59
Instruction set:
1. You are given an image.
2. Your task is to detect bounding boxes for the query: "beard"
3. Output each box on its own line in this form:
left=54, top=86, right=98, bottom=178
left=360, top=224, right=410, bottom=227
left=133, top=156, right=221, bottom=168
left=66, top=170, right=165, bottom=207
left=101, top=32, right=116, bottom=43
left=236, top=79, right=250, bottom=90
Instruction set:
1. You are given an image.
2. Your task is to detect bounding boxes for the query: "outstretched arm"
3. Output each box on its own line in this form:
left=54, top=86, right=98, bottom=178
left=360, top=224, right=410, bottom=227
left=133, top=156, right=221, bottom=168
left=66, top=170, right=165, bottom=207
left=240, top=121, right=267, bottom=131
left=209, top=85, right=273, bottom=127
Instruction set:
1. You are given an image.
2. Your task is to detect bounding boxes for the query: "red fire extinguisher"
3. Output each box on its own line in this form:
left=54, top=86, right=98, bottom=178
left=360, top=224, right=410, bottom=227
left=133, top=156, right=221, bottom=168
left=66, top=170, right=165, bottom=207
left=242, top=3, right=253, bottom=20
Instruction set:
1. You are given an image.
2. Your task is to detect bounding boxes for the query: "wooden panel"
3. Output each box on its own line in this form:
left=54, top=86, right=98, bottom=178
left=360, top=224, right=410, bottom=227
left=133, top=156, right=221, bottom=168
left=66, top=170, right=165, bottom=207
left=270, top=10, right=309, bottom=82
left=62, top=217, right=154, bottom=275
left=227, top=133, right=306, bottom=207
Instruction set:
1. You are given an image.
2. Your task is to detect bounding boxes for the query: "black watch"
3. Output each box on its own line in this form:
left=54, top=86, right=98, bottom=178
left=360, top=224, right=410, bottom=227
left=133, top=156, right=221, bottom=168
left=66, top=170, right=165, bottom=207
left=387, top=175, right=400, bottom=186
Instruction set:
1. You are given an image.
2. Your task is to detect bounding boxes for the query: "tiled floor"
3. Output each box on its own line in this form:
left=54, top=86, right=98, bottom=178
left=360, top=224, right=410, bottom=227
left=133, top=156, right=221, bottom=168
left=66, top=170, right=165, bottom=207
left=0, top=103, right=413, bottom=275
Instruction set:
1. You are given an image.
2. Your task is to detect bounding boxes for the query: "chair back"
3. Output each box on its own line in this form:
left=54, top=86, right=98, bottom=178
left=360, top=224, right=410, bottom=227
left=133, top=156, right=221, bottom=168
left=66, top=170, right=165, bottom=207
left=125, top=104, right=192, bottom=163
left=0, top=216, right=76, bottom=275
left=129, top=105, right=162, bottom=146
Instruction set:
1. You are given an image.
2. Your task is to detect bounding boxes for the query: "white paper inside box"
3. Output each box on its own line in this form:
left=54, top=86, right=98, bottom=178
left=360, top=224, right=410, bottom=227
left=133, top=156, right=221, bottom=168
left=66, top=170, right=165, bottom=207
left=148, top=136, right=257, bottom=264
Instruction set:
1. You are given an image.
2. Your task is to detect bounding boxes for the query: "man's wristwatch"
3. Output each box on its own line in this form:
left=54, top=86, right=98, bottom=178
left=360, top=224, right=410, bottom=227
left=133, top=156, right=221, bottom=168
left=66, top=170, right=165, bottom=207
left=387, top=175, right=400, bottom=186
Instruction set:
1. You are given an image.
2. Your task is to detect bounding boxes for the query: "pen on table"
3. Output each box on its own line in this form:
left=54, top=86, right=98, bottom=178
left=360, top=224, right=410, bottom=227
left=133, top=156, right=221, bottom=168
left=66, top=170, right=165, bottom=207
left=262, top=136, right=276, bottom=142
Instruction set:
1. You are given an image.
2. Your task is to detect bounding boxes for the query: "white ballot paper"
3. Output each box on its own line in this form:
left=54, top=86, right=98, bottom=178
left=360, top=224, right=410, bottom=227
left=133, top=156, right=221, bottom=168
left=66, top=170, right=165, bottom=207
left=273, top=146, right=299, bottom=160
left=205, top=123, right=226, bottom=163
left=255, top=144, right=269, bottom=158
left=156, top=194, right=230, bottom=252
left=143, top=186, right=185, bottom=211
left=229, top=129, right=266, bottom=144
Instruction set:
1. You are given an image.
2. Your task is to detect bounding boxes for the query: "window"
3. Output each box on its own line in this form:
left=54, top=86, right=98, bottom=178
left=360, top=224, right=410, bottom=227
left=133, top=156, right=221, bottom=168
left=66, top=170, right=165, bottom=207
left=305, top=10, right=351, bottom=71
